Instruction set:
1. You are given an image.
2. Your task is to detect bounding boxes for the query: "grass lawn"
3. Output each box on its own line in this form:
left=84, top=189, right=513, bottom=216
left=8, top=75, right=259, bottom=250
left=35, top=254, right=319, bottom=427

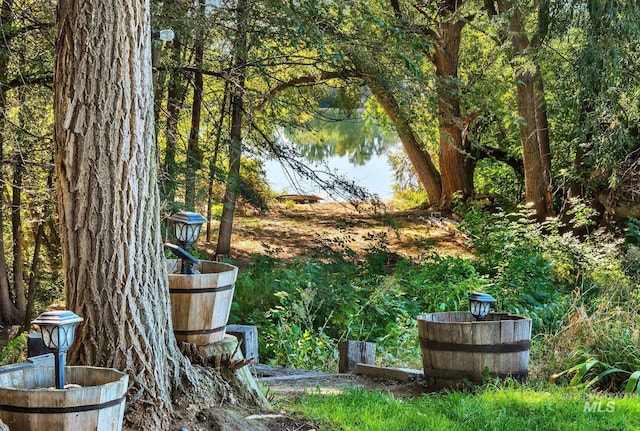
left=289, top=385, right=640, bottom=431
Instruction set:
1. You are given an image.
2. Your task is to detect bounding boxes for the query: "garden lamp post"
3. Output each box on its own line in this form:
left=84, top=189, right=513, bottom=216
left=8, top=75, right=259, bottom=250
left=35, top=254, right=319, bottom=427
left=467, top=292, right=496, bottom=321
left=32, top=310, right=84, bottom=389
left=168, top=211, right=207, bottom=274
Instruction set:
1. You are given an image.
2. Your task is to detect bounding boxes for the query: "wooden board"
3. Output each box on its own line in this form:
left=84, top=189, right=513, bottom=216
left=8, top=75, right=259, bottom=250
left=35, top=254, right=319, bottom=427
left=338, top=341, right=375, bottom=373
left=354, top=364, right=424, bottom=382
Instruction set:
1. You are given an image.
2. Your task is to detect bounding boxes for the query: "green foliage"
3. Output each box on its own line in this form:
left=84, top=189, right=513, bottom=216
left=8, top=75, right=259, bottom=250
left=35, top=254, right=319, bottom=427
left=0, top=333, right=27, bottom=366
left=459, top=208, right=567, bottom=331
left=393, top=255, right=486, bottom=314
left=375, top=311, right=421, bottom=369
left=541, top=303, right=640, bottom=394
left=233, top=207, right=636, bottom=372
left=551, top=357, right=640, bottom=396
left=262, top=288, right=338, bottom=370
left=473, top=159, right=522, bottom=211
left=627, top=218, right=640, bottom=245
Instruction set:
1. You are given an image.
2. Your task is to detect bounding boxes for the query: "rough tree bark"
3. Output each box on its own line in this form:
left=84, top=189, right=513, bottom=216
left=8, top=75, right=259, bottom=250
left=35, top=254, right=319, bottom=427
left=367, top=81, right=443, bottom=204
left=432, top=15, right=475, bottom=209
left=491, top=0, right=554, bottom=221
left=53, top=0, right=229, bottom=428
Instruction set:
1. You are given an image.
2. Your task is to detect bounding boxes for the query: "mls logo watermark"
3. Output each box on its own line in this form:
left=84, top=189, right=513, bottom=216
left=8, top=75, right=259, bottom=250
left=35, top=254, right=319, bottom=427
left=583, top=400, right=615, bottom=413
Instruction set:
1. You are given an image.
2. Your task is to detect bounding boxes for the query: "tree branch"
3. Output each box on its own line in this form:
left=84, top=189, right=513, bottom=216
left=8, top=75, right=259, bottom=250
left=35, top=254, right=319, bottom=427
left=475, top=145, right=524, bottom=177
left=268, top=70, right=364, bottom=97
left=3, top=73, right=53, bottom=90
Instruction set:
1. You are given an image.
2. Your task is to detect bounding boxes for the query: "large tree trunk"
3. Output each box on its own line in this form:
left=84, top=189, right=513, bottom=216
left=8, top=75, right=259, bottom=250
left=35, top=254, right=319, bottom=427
left=206, top=81, right=228, bottom=242
left=367, top=82, right=442, bottom=205
left=515, top=69, right=553, bottom=220
left=432, top=17, right=474, bottom=209
left=497, top=0, right=554, bottom=221
left=216, top=0, right=249, bottom=258
left=53, top=0, right=206, bottom=428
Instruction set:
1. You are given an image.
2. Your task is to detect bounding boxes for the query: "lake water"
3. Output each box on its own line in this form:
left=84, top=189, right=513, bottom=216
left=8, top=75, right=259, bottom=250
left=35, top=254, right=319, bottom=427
left=264, top=115, right=401, bottom=201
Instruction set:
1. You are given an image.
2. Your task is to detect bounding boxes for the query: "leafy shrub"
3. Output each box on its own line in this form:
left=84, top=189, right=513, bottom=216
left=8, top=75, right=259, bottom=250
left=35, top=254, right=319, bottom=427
left=262, top=288, right=338, bottom=370
left=393, top=255, right=486, bottom=313
left=0, top=333, right=26, bottom=366
left=375, top=311, right=421, bottom=368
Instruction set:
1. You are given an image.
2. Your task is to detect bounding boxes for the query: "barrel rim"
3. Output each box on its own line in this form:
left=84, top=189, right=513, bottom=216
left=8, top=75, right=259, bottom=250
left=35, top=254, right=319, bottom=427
left=166, top=259, right=239, bottom=276
left=0, top=366, right=129, bottom=394
left=417, top=311, right=531, bottom=323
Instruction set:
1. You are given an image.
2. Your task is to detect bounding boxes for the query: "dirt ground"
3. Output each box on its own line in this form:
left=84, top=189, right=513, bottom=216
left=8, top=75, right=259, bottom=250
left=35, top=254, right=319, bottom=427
left=201, top=201, right=469, bottom=266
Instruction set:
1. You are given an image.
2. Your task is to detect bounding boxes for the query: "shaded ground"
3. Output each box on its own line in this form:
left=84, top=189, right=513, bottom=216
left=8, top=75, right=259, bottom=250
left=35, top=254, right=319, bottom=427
left=202, top=202, right=469, bottom=267
left=259, top=366, right=428, bottom=402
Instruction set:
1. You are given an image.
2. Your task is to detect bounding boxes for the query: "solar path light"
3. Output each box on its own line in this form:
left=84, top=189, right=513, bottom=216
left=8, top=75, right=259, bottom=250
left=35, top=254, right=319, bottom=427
left=467, top=292, right=496, bottom=321
left=167, top=211, right=207, bottom=275
left=31, top=310, right=84, bottom=389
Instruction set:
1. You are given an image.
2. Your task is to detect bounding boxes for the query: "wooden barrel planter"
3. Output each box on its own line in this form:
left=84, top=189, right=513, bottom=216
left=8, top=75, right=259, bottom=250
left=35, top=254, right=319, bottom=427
left=0, top=366, right=128, bottom=430
left=167, top=259, right=239, bottom=345
left=417, top=312, right=532, bottom=388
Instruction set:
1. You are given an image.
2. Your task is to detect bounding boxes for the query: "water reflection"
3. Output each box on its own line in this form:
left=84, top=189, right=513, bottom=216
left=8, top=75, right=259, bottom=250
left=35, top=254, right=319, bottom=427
left=282, top=110, right=398, bottom=166
left=266, top=111, right=401, bottom=200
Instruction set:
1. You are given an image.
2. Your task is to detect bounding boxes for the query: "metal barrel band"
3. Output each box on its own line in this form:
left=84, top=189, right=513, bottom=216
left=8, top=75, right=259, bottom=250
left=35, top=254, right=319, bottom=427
left=0, top=395, right=125, bottom=414
left=420, top=338, right=530, bottom=353
left=169, top=284, right=235, bottom=294
left=173, top=326, right=226, bottom=335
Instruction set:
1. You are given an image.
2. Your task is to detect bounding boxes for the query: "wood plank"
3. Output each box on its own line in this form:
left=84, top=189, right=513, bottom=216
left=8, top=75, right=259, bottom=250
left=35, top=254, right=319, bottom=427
left=514, top=318, right=532, bottom=375
left=355, top=364, right=424, bottom=382
left=259, top=373, right=335, bottom=382
left=417, top=318, right=433, bottom=374
left=499, top=319, right=515, bottom=375
left=454, top=322, right=472, bottom=372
